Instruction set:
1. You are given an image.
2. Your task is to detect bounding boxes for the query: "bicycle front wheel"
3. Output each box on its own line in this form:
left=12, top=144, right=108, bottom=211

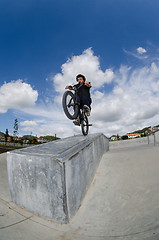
left=81, top=114, right=89, bottom=136
left=62, top=91, right=79, bottom=120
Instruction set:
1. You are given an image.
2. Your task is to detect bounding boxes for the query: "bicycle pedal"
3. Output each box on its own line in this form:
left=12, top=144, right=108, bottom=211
left=73, top=121, right=80, bottom=126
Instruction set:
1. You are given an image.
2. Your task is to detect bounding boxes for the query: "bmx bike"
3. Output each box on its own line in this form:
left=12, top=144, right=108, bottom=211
left=62, top=85, right=92, bottom=136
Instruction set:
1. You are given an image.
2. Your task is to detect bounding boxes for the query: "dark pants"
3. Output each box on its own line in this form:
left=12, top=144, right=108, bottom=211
left=79, top=96, right=92, bottom=109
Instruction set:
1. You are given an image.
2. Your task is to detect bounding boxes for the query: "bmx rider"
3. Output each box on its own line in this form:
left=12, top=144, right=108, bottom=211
left=65, top=74, right=92, bottom=125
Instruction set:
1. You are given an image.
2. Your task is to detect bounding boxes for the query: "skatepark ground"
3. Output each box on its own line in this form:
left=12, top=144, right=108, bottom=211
left=0, top=138, right=159, bottom=240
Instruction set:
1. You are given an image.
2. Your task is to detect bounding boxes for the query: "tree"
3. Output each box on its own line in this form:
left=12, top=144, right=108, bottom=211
left=40, top=135, right=60, bottom=141
left=13, top=119, right=19, bottom=137
left=5, top=129, right=9, bottom=142
left=121, top=135, right=128, bottom=140
left=117, top=134, right=120, bottom=140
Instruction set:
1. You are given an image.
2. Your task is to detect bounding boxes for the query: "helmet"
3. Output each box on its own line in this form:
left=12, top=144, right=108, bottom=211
left=76, top=74, right=86, bottom=82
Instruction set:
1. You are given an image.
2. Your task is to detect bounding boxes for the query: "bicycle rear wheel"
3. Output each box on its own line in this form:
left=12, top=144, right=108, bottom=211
left=81, top=113, right=89, bottom=136
left=62, top=91, right=79, bottom=120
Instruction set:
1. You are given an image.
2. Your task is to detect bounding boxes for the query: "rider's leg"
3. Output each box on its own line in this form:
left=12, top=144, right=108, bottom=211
left=73, top=115, right=80, bottom=126
left=73, top=105, right=80, bottom=126
left=83, top=105, right=90, bottom=116
left=81, top=96, right=91, bottom=109
left=81, top=96, right=91, bottom=116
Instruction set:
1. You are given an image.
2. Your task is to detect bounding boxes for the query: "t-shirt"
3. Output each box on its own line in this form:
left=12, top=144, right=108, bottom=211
left=74, top=83, right=91, bottom=99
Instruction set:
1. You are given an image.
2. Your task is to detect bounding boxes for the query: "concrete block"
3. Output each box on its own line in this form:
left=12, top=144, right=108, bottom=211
left=7, top=133, right=109, bottom=223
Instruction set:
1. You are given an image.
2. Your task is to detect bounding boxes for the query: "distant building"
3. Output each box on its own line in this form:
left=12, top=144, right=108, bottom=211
left=126, top=133, right=141, bottom=139
left=37, top=138, right=49, bottom=143
left=152, top=126, right=159, bottom=132
left=0, top=135, right=5, bottom=142
left=110, top=135, right=120, bottom=141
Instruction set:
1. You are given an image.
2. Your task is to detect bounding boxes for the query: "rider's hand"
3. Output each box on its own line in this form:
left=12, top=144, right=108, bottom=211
left=65, top=85, right=73, bottom=90
left=85, top=81, right=91, bottom=87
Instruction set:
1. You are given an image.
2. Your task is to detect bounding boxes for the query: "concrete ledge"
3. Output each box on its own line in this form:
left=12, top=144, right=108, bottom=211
left=7, top=133, right=109, bottom=223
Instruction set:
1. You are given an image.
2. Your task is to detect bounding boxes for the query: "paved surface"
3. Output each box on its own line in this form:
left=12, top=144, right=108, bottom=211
left=1, top=142, right=159, bottom=239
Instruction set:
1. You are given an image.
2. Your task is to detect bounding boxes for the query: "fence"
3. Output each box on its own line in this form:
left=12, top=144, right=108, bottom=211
left=0, top=142, right=32, bottom=147
left=147, top=129, right=159, bottom=146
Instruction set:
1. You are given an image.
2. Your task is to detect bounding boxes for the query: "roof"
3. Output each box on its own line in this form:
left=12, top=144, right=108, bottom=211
left=127, top=133, right=140, bottom=136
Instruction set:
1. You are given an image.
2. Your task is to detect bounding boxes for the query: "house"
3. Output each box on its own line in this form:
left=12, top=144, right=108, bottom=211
left=152, top=126, right=159, bottom=132
left=126, top=133, right=141, bottom=139
left=110, top=135, right=119, bottom=141
left=37, top=138, right=49, bottom=143
left=0, top=135, right=5, bottom=142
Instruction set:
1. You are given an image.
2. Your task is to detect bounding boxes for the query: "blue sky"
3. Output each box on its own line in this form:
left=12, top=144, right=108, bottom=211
left=1, top=0, right=159, bottom=138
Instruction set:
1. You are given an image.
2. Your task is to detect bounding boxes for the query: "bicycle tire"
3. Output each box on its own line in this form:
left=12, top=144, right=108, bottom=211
left=62, top=91, right=79, bottom=120
left=81, top=113, right=89, bottom=136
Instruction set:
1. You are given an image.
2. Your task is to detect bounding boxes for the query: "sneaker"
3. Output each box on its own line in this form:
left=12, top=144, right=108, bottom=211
left=73, top=118, right=80, bottom=126
left=83, top=105, right=90, bottom=116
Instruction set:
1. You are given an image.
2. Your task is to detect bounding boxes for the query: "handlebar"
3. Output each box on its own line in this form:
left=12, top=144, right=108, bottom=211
left=66, top=84, right=83, bottom=91
left=68, top=85, right=74, bottom=90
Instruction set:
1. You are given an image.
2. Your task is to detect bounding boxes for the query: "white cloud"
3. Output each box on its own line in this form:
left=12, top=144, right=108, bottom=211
left=8, top=48, right=159, bottom=139
left=50, top=49, right=159, bottom=137
left=0, top=80, right=38, bottom=113
left=20, top=120, right=37, bottom=127
left=124, top=48, right=148, bottom=60
left=137, top=47, right=147, bottom=54
left=90, top=61, right=159, bottom=136
left=21, top=126, right=35, bottom=133
left=93, top=90, right=104, bottom=100
left=53, top=48, right=114, bottom=95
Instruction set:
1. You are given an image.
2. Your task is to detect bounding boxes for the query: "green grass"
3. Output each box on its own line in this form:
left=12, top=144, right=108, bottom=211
left=0, top=144, right=24, bottom=149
